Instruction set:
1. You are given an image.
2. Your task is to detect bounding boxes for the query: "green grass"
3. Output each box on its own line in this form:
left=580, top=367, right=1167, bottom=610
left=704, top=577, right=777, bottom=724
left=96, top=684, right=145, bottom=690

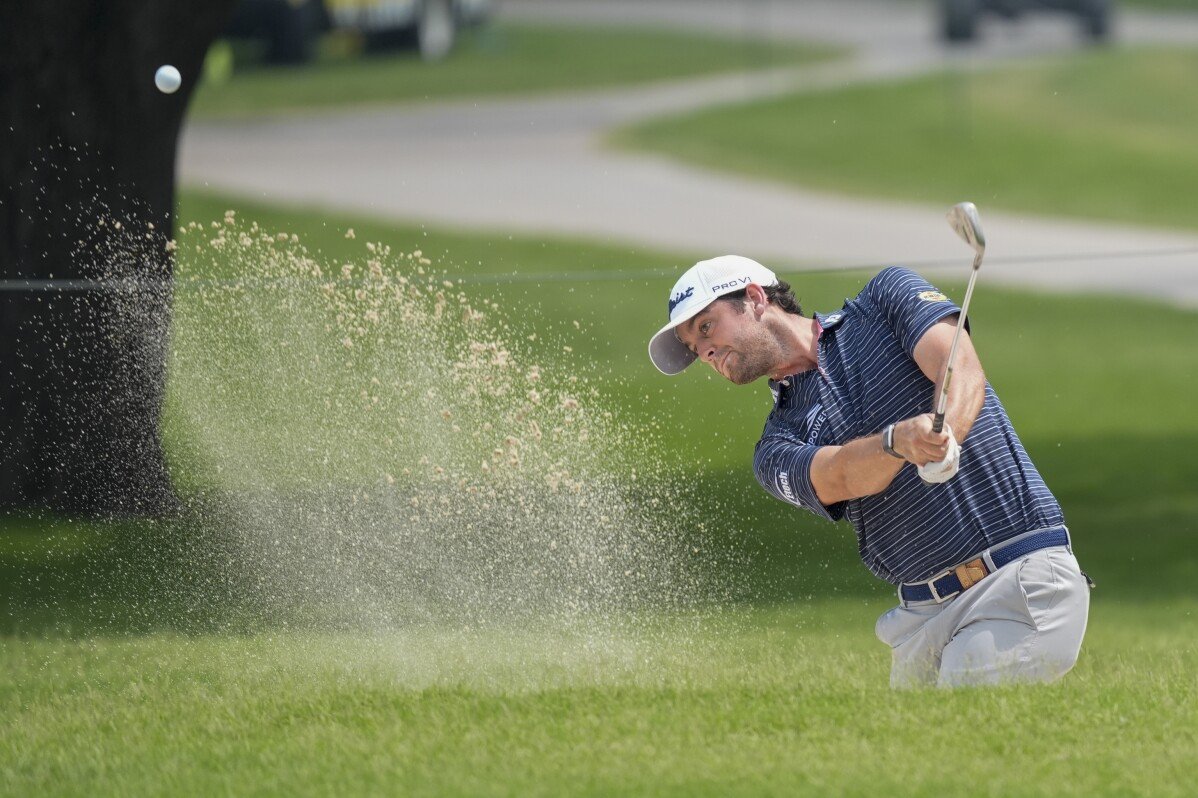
left=4, top=193, right=1197, bottom=794
left=616, top=47, right=1198, bottom=231
left=190, top=23, right=839, bottom=118
left=3, top=601, right=1195, bottom=796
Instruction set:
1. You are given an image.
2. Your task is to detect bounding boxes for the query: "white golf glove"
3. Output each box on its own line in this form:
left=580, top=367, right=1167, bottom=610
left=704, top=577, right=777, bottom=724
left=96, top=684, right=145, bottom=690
left=918, top=432, right=960, bottom=484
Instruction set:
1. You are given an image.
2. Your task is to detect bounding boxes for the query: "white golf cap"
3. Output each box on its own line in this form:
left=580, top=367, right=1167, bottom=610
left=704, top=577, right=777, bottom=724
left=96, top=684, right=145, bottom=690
left=648, top=255, right=778, bottom=375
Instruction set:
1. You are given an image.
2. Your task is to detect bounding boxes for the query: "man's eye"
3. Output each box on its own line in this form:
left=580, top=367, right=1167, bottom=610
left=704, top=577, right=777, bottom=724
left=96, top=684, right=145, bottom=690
left=700, top=322, right=711, bottom=335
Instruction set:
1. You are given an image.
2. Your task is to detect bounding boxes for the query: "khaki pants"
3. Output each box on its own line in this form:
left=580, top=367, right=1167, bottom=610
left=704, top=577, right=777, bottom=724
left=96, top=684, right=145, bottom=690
left=875, top=546, right=1091, bottom=689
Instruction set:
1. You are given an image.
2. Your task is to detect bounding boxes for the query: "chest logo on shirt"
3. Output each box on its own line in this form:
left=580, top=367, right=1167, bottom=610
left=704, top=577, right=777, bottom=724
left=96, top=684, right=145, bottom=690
left=803, top=403, right=827, bottom=444
left=917, top=290, right=948, bottom=302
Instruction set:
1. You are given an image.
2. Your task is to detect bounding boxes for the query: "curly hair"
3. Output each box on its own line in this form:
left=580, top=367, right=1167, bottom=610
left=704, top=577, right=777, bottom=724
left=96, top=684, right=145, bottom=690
left=715, top=280, right=803, bottom=316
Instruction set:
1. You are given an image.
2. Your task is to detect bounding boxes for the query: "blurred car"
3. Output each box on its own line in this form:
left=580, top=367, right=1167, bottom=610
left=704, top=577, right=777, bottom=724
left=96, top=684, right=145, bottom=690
left=940, top=0, right=1113, bottom=42
left=227, top=0, right=492, bottom=64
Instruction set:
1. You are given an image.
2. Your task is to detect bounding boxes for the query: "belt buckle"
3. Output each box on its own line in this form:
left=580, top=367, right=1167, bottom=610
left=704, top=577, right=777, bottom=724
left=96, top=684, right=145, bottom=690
left=908, top=558, right=990, bottom=606
left=927, top=577, right=956, bottom=604
left=922, top=567, right=957, bottom=604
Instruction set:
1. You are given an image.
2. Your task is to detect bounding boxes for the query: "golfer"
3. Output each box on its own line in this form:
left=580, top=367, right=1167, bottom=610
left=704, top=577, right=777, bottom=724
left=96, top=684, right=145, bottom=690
left=649, top=256, right=1091, bottom=688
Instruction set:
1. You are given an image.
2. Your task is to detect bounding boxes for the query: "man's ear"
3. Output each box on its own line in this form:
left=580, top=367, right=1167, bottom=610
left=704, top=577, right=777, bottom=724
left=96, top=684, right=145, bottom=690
left=745, top=282, right=769, bottom=316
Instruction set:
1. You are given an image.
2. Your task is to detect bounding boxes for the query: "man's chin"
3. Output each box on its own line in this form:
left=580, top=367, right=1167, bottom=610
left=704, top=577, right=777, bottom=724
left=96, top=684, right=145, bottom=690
left=723, top=351, right=772, bottom=385
left=727, top=368, right=767, bottom=386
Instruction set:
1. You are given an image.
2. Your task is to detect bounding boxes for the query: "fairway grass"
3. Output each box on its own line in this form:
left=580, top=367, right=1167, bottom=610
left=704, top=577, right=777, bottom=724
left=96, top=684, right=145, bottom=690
left=616, top=47, right=1198, bottom=232
left=191, top=23, right=839, bottom=118
left=3, top=600, right=1195, bottom=796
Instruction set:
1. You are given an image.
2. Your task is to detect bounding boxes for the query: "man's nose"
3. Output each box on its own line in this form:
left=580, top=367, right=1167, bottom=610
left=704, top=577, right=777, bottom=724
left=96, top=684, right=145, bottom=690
left=700, top=346, right=717, bottom=364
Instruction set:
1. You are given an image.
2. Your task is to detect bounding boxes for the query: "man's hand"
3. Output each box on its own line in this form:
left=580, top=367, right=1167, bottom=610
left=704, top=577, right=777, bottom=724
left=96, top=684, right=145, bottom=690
left=893, top=414, right=952, bottom=466
left=918, top=433, right=960, bottom=484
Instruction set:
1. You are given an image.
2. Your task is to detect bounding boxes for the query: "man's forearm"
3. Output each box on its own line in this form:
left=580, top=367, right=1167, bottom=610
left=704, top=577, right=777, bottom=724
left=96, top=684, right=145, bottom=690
left=811, top=433, right=905, bottom=505
left=812, top=409, right=964, bottom=504
left=914, top=318, right=987, bottom=443
left=941, top=361, right=986, bottom=442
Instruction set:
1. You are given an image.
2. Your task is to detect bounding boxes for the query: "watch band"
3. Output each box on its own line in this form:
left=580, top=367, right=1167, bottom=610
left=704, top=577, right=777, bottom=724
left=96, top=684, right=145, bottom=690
left=882, top=423, right=903, bottom=459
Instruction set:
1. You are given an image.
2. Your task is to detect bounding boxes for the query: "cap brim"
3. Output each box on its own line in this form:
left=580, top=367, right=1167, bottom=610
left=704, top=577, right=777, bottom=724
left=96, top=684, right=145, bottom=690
left=648, top=301, right=708, bottom=375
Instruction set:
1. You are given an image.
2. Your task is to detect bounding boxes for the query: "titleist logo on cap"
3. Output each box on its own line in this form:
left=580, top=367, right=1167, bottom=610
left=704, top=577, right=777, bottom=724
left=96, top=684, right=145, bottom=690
left=668, top=286, right=694, bottom=314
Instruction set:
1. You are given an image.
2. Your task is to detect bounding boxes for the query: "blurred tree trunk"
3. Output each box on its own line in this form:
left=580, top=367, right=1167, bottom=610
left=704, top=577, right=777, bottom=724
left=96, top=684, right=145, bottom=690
left=0, top=0, right=237, bottom=515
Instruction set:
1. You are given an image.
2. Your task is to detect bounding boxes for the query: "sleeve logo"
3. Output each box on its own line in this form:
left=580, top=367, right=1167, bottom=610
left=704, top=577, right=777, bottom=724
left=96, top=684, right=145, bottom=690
left=778, top=471, right=798, bottom=504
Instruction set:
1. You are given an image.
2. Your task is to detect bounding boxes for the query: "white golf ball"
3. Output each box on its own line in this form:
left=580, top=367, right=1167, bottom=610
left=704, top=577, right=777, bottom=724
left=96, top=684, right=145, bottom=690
left=154, top=65, right=182, bottom=94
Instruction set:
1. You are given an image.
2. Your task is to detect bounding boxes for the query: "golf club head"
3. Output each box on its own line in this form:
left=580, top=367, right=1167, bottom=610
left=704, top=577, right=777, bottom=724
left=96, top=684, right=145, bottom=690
left=946, top=202, right=986, bottom=258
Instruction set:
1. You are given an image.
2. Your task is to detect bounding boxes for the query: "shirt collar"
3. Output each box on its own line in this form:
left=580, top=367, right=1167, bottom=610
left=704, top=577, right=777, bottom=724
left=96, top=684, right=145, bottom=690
left=815, top=310, right=846, bottom=330
left=767, top=311, right=847, bottom=402
left=768, top=378, right=785, bottom=404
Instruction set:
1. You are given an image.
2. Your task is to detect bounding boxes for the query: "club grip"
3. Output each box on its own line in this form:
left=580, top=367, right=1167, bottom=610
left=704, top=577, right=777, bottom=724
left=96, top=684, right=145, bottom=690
left=932, top=412, right=945, bottom=434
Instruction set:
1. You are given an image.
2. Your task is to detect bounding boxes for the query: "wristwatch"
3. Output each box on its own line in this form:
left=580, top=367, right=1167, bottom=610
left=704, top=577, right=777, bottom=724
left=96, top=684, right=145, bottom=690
left=882, top=423, right=903, bottom=459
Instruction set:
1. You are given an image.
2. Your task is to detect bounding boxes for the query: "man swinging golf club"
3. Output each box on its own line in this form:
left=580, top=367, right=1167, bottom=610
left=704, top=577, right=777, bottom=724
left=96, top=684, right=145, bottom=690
left=648, top=203, right=1091, bottom=688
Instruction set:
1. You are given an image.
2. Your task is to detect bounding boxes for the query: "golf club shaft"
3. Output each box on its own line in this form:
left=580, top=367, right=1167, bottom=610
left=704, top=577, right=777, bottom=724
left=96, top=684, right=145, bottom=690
left=932, top=252, right=983, bottom=434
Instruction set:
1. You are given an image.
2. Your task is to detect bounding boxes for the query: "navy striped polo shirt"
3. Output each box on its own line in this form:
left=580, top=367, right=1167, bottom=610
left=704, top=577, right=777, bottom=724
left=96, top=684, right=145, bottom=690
left=753, top=266, right=1065, bottom=585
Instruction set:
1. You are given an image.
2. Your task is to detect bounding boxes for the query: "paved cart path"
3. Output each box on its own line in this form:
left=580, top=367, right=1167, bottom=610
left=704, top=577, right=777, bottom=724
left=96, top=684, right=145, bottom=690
left=180, top=0, right=1198, bottom=306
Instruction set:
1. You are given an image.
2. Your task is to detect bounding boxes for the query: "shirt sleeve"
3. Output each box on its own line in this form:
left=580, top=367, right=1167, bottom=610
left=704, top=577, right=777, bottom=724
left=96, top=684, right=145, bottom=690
left=865, top=266, right=964, bottom=357
left=753, top=433, right=845, bottom=523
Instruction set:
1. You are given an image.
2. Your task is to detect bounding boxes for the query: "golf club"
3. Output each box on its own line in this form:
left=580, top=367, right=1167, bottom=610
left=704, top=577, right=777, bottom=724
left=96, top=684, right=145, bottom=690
left=933, top=201, right=986, bottom=434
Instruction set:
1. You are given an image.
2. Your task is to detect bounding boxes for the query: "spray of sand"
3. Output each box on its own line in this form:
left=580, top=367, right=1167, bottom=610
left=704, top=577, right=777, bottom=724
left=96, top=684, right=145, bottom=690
left=160, top=212, right=744, bottom=644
